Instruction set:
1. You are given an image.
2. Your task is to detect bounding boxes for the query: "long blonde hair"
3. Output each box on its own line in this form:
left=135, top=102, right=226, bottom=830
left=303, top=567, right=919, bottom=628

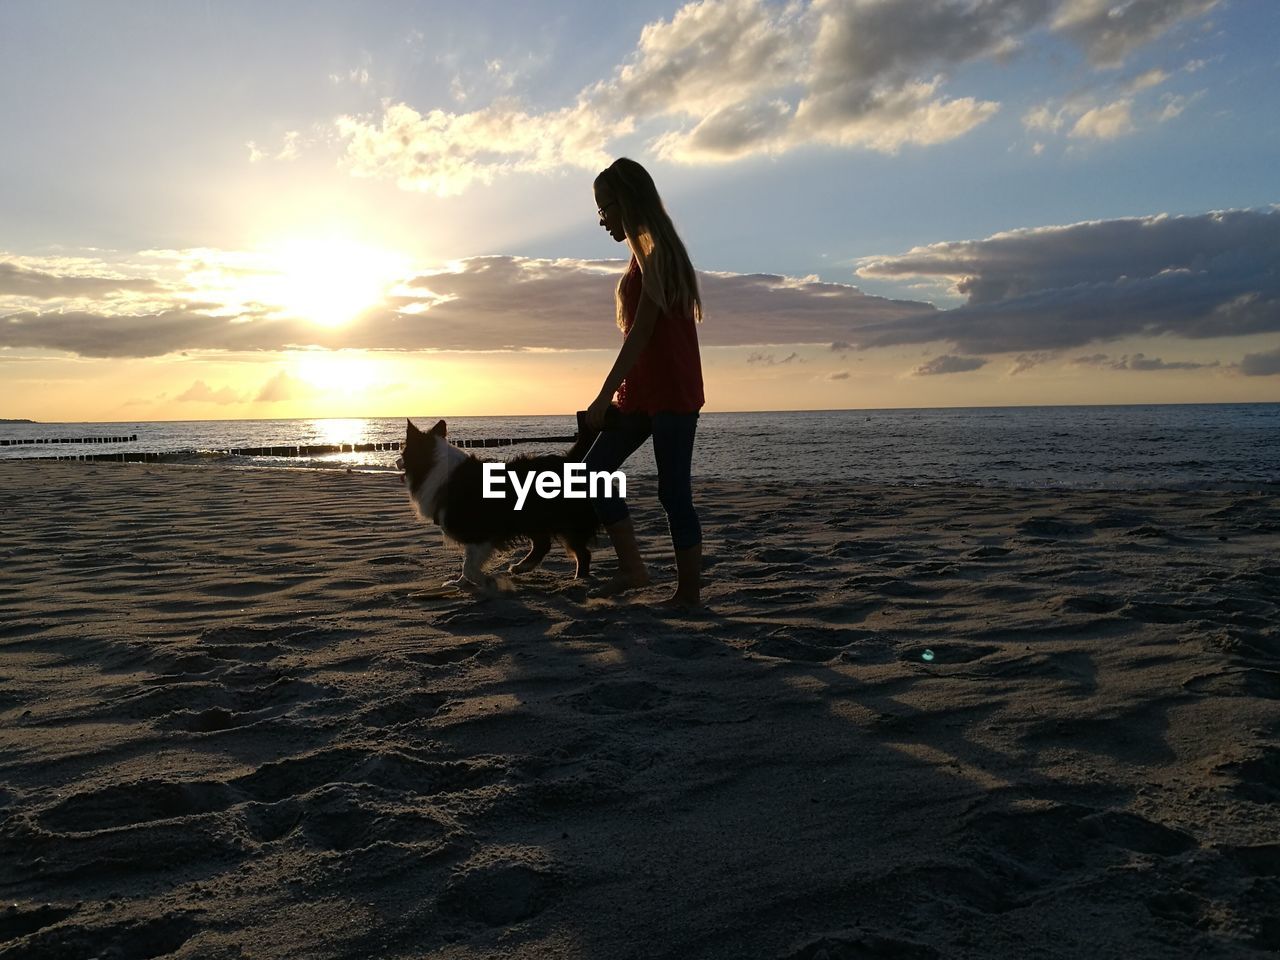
left=596, top=158, right=703, bottom=331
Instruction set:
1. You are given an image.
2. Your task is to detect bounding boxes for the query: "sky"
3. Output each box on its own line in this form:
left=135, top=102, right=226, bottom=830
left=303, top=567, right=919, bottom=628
left=1, top=0, right=1278, bottom=422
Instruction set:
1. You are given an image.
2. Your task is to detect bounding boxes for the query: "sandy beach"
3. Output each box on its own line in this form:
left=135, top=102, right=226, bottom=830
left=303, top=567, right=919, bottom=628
left=1, top=460, right=1277, bottom=959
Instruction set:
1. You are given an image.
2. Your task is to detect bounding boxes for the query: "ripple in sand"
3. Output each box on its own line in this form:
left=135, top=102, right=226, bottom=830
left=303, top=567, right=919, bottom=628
left=1017, top=516, right=1094, bottom=539
left=1054, top=592, right=1125, bottom=614
left=407, top=642, right=488, bottom=666
left=753, top=636, right=840, bottom=663
left=360, top=690, right=449, bottom=727
left=0, top=912, right=199, bottom=960
left=1182, top=668, right=1280, bottom=700
left=900, top=642, right=1000, bottom=665
left=40, top=779, right=237, bottom=832
left=643, top=634, right=719, bottom=659
left=965, top=545, right=1013, bottom=559
left=233, top=746, right=505, bottom=804
left=0, top=903, right=78, bottom=942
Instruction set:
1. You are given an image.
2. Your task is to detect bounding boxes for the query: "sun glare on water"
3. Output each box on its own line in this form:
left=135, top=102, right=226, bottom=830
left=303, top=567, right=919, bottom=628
left=261, top=236, right=409, bottom=328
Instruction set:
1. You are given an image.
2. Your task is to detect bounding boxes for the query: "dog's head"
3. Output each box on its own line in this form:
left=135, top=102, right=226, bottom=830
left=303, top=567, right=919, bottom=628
left=398, top=418, right=447, bottom=492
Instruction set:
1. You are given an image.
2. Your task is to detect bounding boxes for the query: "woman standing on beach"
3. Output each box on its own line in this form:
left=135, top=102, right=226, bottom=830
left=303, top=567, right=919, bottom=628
left=584, top=157, right=705, bottom=609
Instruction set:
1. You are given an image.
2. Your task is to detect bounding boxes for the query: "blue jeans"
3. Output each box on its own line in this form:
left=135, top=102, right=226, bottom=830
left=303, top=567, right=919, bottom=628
left=584, top=412, right=702, bottom=551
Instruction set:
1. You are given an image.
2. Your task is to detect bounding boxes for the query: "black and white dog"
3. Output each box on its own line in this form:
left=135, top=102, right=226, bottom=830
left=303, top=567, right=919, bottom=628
left=397, top=419, right=600, bottom=588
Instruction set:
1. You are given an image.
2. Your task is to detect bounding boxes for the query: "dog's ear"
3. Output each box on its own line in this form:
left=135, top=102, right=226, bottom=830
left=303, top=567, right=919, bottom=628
left=406, top=418, right=420, bottom=436
left=431, top=419, right=447, bottom=437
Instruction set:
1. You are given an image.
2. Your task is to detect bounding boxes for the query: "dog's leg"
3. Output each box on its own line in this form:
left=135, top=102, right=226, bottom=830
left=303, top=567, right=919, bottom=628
left=445, top=542, right=496, bottom=588
left=509, top=534, right=551, bottom=574
left=565, top=537, right=592, bottom=579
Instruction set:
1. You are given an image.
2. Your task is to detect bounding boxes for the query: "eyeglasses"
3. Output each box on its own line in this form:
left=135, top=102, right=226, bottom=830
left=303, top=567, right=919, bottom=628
left=596, top=200, right=617, bottom=220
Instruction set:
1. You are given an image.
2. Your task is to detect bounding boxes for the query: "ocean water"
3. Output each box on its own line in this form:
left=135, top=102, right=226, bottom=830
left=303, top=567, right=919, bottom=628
left=1, top=404, right=1277, bottom=491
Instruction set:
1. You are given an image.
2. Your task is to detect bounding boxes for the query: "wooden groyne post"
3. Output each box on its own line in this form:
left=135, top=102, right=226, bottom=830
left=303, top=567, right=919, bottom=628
left=0, top=434, right=139, bottom=447
left=7, top=435, right=577, bottom=463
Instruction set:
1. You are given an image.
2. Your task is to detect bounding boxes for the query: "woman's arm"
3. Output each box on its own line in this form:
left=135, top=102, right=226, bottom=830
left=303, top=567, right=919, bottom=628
left=587, top=291, right=661, bottom=428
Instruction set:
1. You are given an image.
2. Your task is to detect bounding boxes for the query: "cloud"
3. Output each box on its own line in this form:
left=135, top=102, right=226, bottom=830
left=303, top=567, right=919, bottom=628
left=1008, top=351, right=1055, bottom=374
left=0, top=262, right=158, bottom=300
left=1071, top=352, right=1219, bottom=371
left=1023, top=104, right=1065, bottom=133
left=1158, top=91, right=1203, bottom=122
left=0, top=254, right=935, bottom=358
left=1022, top=42, right=1208, bottom=145
left=1070, top=353, right=1110, bottom=366
left=335, top=100, right=632, bottom=196
left=256, top=370, right=301, bottom=402
left=1027, top=93, right=1145, bottom=144
left=913, top=354, right=988, bottom=375
left=333, top=0, right=1217, bottom=190
left=855, top=207, right=1280, bottom=354
left=1051, top=0, right=1220, bottom=69
left=1238, top=346, right=1280, bottom=377
left=178, top=380, right=243, bottom=404
left=828, top=370, right=850, bottom=380
left=1069, top=99, right=1134, bottom=139
left=246, top=131, right=306, bottom=164
left=1117, top=353, right=1219, bottom=371
left=747, top=351, right=802, bottom=365
left=1129, top=68, right=1170, bottom=92
left=0, top=307, right=266, bottom=359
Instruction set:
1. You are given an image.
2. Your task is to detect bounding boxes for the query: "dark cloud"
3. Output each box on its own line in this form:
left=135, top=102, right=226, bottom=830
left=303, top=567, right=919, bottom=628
left=0, top=307, right=302, bottom=359
left=1120, top=353, right=1219, bottom=371
left=747, top=351, right=801, bottom=365
left=1239, top=346, right=1280, bottom=377
left=0, top=257, right=934, bottom=358
left=1053, top=0, right=1220, bottom=68
left=913, top=354, right=988, bottom=375
left=1071, top=352, right=1221, bottom=371
left=0, top=262, right=159, bottom=300
left=856, top=208, right=1280, bottom=354
left=1071, top=353, right=1110, bottom=366
left=1009, top=351, right=1056, bottom=374
left=828, top=370, right=850, bottom=380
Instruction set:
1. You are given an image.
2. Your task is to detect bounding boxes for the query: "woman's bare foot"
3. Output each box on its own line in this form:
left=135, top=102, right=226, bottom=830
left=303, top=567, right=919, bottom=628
left=661, top=545, right=702, bottom=609
left=658, top=588, right=701, bottom=610
left=593, top=518, right=650, bottom=598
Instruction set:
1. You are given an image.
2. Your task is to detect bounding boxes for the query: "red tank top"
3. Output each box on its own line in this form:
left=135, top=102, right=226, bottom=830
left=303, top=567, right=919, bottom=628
left=615, top=256, right=705, bottom=415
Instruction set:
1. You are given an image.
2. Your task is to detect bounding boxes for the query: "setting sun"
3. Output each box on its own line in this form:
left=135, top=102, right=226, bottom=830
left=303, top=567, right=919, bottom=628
left=260, top=236, right=408, bottom=328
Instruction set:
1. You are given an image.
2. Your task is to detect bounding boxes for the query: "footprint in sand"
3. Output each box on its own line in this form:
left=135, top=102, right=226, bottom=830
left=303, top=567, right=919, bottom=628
left=781, top=931, right=940, bottom=959
left=566, top=679, right=665, bottom=714
left=438, top=857, right=560, bottom=927
left=1216, top=746, right=1280, bottom=804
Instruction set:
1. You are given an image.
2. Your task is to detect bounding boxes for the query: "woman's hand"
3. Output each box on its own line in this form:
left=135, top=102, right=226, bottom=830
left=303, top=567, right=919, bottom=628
left=586, top=392, right=612, bottom=431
